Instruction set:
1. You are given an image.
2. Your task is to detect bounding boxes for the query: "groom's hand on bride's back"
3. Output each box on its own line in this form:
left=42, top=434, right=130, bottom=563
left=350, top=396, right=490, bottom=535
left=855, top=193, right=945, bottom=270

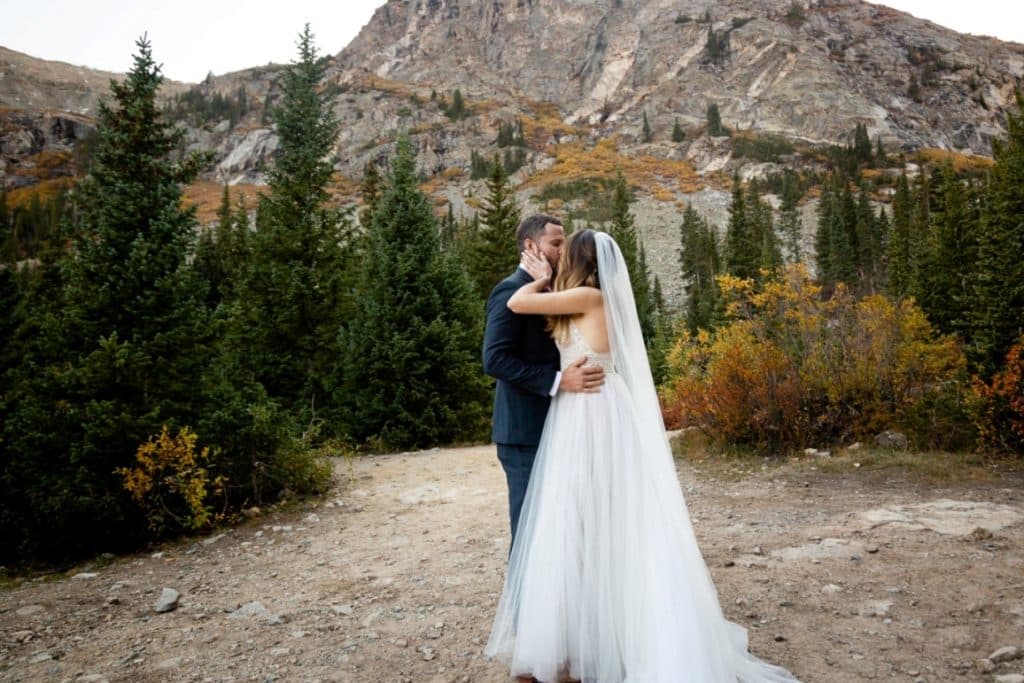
left=559, top=357, right=605, bottom=393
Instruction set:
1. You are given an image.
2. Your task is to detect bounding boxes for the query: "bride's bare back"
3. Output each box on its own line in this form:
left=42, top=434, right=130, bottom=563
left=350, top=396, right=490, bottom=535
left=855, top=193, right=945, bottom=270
left=568, top=301, right=609, bottom=355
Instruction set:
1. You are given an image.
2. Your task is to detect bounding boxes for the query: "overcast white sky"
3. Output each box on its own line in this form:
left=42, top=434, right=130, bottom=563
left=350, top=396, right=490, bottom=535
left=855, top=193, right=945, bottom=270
left=1, top=1, right=1022, bottom=84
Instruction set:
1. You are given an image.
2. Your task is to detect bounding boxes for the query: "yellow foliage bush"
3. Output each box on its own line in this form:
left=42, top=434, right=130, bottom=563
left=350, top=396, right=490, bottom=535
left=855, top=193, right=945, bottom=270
left=661, top=264, right=970, bottom=452
left=118, top=426, right=226, bottom=534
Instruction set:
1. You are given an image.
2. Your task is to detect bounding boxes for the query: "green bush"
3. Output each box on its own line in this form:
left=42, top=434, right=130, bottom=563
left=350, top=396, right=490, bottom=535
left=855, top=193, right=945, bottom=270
left=732, top=133, right=796, bottom=162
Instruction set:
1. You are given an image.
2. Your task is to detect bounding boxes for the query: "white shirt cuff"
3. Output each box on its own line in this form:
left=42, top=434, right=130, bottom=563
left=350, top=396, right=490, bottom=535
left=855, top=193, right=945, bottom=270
left=549, top=371, right=561, bottom=396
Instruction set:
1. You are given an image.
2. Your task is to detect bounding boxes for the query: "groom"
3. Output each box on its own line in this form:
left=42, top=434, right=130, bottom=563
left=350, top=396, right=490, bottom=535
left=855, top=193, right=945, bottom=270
left=483, top=214, right=605, bottom=547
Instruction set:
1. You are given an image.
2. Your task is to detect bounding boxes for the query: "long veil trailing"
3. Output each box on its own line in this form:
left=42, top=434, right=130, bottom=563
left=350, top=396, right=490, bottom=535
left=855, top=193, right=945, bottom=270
left=486, top=232, right=799, bottom=682
left=595, top=233, right=667, bottom=456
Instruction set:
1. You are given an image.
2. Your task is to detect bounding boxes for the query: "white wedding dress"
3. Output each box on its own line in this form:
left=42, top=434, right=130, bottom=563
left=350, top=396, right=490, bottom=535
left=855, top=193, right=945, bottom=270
left=485, top=234, right=799, bottom=683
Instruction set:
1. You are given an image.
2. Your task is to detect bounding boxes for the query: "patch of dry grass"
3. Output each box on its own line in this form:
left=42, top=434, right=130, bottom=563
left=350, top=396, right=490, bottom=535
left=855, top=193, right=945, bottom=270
left=182, top=181, right=263, bottom=225
left=915, top=148, right=994, bottom=173
left=518, top=100, right=585, bottom=147
left=6, top=177, right=76, bottom=209
left=669, top=427, right=1012, bottom=484
left=522, top=137, right=703, bottom=193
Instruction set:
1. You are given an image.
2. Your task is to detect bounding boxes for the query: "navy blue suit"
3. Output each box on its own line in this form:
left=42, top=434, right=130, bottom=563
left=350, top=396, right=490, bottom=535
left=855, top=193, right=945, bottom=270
left=482, top=268, right=560, bottom=545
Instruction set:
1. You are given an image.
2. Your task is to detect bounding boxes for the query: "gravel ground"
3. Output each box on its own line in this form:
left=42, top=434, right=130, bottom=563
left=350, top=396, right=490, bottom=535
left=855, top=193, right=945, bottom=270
left=2, top=444, right=1023, bottom=683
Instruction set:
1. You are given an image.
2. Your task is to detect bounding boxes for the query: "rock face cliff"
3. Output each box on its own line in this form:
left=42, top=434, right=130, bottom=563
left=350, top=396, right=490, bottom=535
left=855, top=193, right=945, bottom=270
left=336, top=0, right=1023, bottom=156
left=3, top=1, right=1024, bottom=303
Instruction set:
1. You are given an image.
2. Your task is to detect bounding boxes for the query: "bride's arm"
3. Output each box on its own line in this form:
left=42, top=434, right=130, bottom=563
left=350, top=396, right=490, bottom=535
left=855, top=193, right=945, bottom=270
left=508, top=281, right=602, bottom=315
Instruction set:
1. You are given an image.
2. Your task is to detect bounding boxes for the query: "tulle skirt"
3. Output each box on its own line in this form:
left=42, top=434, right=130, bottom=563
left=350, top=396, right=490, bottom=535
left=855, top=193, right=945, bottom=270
left=485, top=373, right=799, bottom=683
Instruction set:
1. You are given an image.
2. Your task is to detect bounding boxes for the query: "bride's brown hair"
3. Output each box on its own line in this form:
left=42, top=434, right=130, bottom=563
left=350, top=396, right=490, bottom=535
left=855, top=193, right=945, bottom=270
left=548, top=229, right=600, bottom=344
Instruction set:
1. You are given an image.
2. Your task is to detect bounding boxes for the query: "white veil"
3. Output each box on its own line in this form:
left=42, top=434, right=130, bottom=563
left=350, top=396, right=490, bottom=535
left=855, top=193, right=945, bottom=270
left=591, top=231, right=800, bottom=682
left=594, top=232, right=669, bottom=451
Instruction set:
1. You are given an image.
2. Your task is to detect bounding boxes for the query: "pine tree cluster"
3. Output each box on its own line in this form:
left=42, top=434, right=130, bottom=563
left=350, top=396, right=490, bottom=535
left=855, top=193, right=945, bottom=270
left=0, top=29, right=492, bottom=565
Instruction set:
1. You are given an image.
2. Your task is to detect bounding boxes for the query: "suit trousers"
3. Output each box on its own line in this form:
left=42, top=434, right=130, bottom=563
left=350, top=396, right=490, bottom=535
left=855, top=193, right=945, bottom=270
left=496, top=443, right=538, bottom=548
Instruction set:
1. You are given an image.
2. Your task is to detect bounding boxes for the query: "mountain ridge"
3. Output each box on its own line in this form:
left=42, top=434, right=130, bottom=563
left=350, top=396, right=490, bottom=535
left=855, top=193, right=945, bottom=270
left=333, top=0, right=1024, bottom=156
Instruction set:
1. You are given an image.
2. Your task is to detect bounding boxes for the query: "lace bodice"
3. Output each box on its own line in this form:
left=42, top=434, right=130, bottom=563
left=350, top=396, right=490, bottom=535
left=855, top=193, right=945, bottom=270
left=557, top=321, right=615, bottom=373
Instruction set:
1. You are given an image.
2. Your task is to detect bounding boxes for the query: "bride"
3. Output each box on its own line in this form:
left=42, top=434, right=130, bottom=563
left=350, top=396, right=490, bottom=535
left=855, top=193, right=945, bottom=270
left=484, top=230, right=799, bottom=683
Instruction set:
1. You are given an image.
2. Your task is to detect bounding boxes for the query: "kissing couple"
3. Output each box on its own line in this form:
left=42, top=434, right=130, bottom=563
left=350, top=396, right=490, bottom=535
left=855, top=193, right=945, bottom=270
left=482, top=214, right=799, bottom=682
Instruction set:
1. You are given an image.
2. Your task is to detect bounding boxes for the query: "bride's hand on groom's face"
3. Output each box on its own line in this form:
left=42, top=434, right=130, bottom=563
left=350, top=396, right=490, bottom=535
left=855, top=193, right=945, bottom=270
left=521, top=246, right=552, bottom=282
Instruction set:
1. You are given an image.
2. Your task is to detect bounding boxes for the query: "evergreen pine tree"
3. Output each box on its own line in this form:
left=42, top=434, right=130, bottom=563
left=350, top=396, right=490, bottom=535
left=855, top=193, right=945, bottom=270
left=854, top=186, right=884, bottom=293
left=887, top=174, right=914, bottom=298
left=748, top=187, right=782, bottom=275
left=642, top=110, right=653, bottom=143
left=608, top=170, right=656, bottom=341
left=706, top=103, right=727, bottom=137
left=230, top=24, right=355, bottom=428
left=647, top=275, right=677, bottom=387
left=834, top=180, right=859, bottom=285
left=853, top=122, right=873, bottom=165
left=724, top=177, right=760, bottom=280
left=446, top=88, right=467, bottom=120
left=968, top=92, right=1024, bottom=374
left=194, top=184, right=235, bottom=307
left=814, top=177, right=837, bottom=284
left=918, top=164, right=977, bottom=336
left=672, top=117, right=685, bottom=143
left=360, top=159, right=382, bottom=229
left=906, top=170, right=932, bottom=300
left=679, top=203, right=722, bottom=333
left=0, top=188, right=9, bottom=260
left=340, top=133, right=489, bottom=449
left=439, top=202, right=458, bottom=253
left=467, top=154, right=521, bottom=297
left=2, top=36, right=211, bottom=560
left=779, top=171, right=803, bottom=262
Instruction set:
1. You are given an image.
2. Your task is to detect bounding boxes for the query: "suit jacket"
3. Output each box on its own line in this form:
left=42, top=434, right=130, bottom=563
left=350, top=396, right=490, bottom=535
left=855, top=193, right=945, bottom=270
left=482, top=268, right=560, bottom=446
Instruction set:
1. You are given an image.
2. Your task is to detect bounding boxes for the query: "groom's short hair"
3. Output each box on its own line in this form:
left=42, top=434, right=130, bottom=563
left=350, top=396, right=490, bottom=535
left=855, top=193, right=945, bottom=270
left=516, top=214, right=563, bottom=251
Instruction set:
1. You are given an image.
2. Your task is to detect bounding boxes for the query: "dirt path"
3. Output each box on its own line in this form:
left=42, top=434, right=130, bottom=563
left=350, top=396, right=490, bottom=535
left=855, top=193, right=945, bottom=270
left=2, top=445, right=1023, bottom=683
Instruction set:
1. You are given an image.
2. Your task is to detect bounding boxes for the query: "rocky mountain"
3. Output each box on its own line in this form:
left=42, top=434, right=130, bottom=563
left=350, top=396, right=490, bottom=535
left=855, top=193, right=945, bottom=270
left=3, top=0, right=1024, bottom=302
left=336, top=0, right=1024, bottom=155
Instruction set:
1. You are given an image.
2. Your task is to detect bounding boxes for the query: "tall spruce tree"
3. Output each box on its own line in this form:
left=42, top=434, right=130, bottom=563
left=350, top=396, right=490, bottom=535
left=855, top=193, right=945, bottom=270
left=814, top=175, right=862, bottom=288
left=906, top=170, right=932, bottom=300
left=467, top=153, right=520, bottom=297
left=642, top=110, right=653, bottom=143
left=230, top=24, right=355, bottom=428
left=360, top=159, right=383, bottom=229
left=724, top=177, right=760, bottom=280
left=853, top=187, right=884, bottom=292
left=887, top=173, right=914, bottom=298
left=608, top=170, right=656, bottom=341
left=672, top=117, right=685, bottom=143
left=834, top=180, right=859, bottom=285
left=679, top=203, right=722, bottom=333
left=968, top=92, right=1024, bottom=374
left=439, top=202, right=458, bottom=253
left=707, top=103, right=727, bottom=137
left=340, top=133, right=489, bottom=449
left=1, top=36, right=210, bottom=560
left=749, top=186, right=782, bottom=275
left=779, top=171, right=803, bottom=262
left=918, top=165, right=977, bottom=336
left=194, top=184, right=240, bottom=307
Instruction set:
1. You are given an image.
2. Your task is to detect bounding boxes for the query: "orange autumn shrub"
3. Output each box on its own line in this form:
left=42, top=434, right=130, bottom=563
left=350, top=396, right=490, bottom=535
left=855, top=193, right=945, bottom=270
left=973, top=337, right=1024, bottom=453
left=661, top=264, right=970, bottom=452
left=663, top=324, right=805, bottom=450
